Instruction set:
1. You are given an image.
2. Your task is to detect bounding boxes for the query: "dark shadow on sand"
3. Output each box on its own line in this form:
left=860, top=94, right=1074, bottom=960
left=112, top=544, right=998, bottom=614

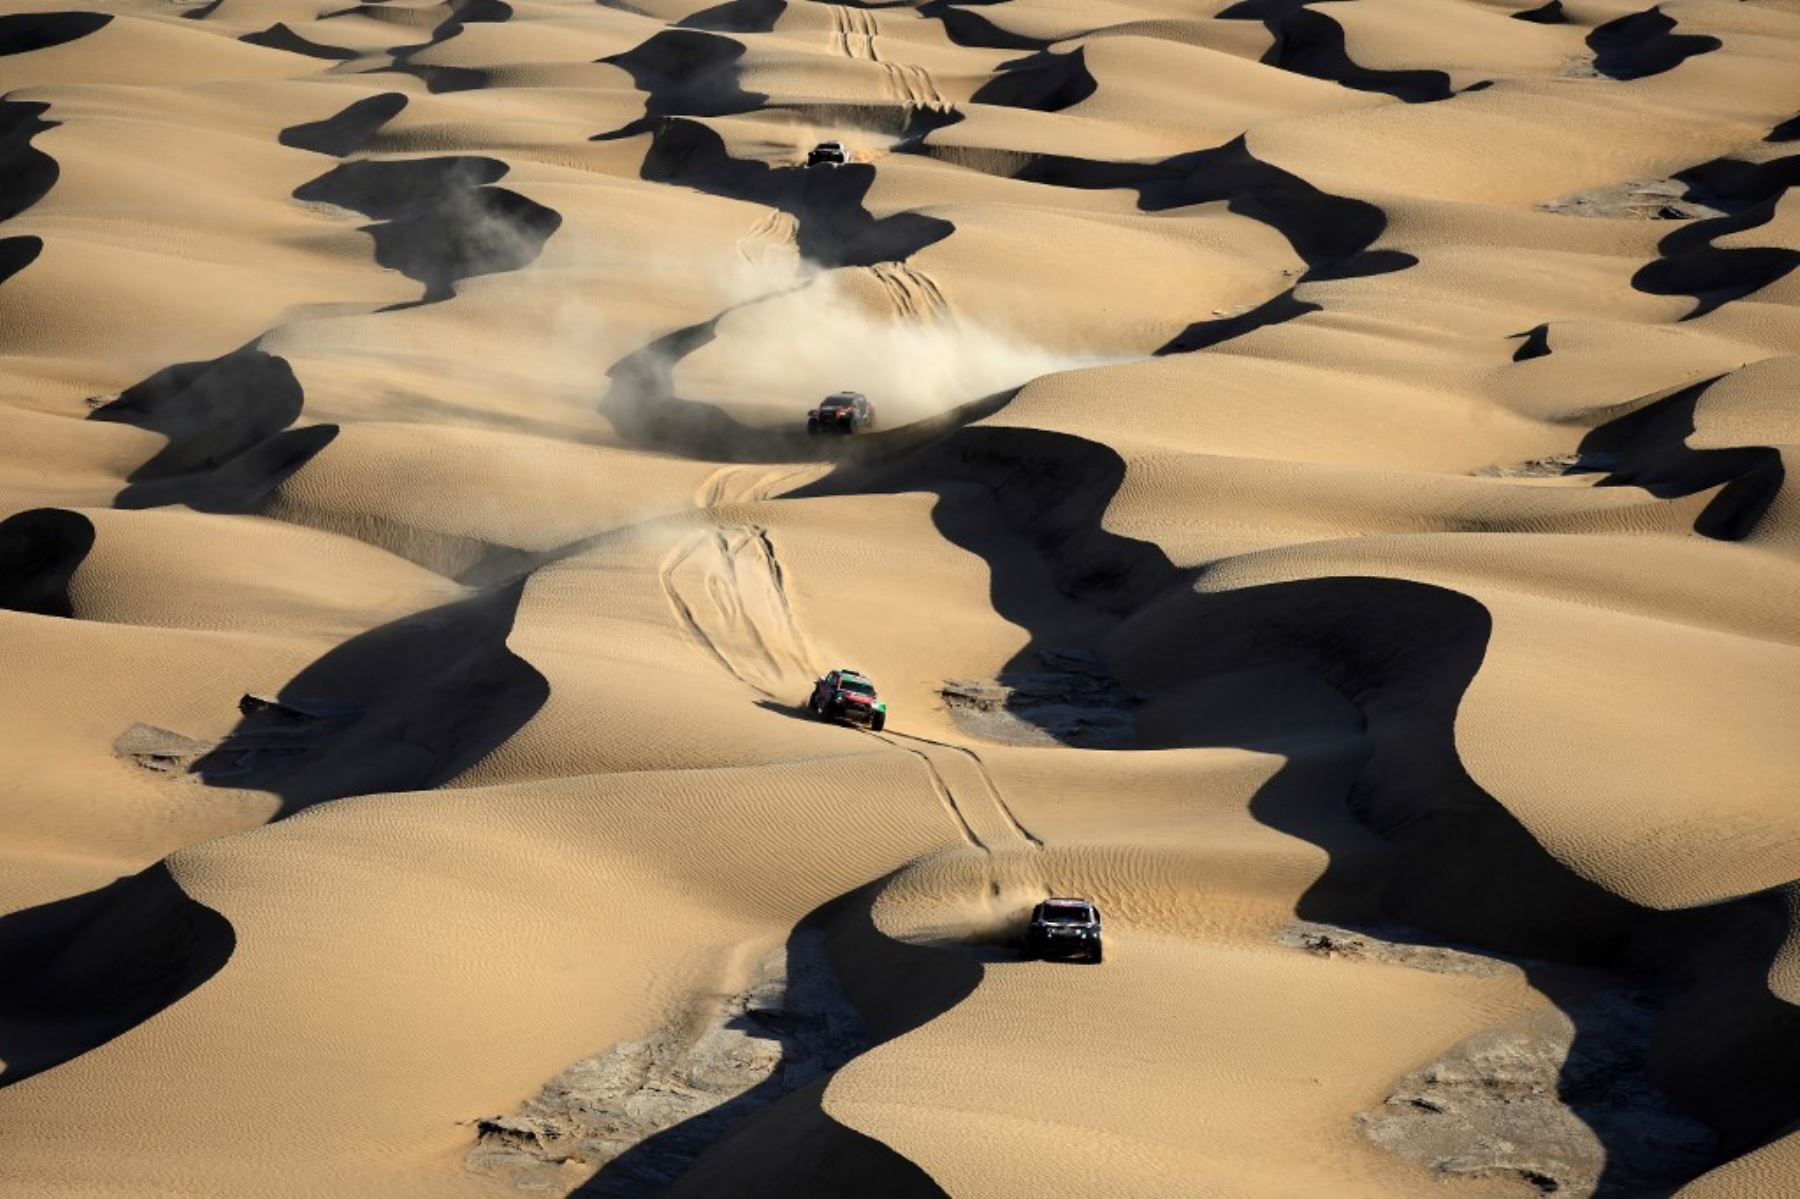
left=0, top=507, right=94, bottom=617
left=0, top=864, right=234, bottom=1090
left=1578, top=375, right=1783, bottom=541
left=89, top=343, right=339, bottom=513
left=575, top=878, right=967, bottom=1197
left=188, top=579, right=547, bottom=819
left=0, top=10, right=110, bottom=56
left=789, top=420, right=1800, bottom=1191
left=280, top=91, right=409, bottom=157
left=1, top=99, right=62, bottom=224
left=0, top=234, right=42, bottom=292
left=1220, top=0, right=1456, bottom=103
left=294, top=155, right=562, bottom=303
left=1586, top=6, right=1720, bottom=80
left=626, top=117, right=953, bottom=268
left=970, top=46, right=1096, bottom=112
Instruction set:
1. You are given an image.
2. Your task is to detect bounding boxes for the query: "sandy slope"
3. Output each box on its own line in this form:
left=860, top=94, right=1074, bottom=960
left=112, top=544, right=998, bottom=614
left=2, top=0, right=1798, bottom=1195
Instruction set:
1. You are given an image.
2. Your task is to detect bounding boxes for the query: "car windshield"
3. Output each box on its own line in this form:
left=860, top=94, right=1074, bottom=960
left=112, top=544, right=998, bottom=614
left=1038, top=903, right=1094, bottom=924
left=838, top=679, right=875, bottom=696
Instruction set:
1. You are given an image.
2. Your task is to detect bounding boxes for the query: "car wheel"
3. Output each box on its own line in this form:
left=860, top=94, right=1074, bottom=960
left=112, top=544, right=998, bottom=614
left=1089, top=942, right=1103, bottom=964
left=871, top=711, right=886, bottom=732
left=807, top=418, right=819, bottom=435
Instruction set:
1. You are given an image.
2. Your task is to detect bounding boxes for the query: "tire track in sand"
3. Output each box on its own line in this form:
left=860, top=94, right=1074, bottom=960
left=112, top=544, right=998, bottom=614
left=828, top=6, right=948, bottom=107
left=866, top=261, right=950, bottom=321
left=660, top=519, right=1028, bottom=855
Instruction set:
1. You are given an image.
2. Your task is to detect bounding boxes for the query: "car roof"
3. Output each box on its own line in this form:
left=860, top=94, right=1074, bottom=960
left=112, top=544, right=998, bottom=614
left=1039, top=898, right=1095, bottom=909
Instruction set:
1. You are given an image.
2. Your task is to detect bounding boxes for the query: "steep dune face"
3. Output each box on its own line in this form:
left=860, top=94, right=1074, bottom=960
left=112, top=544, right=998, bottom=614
left=1, top=0, right=1798, bottom=1196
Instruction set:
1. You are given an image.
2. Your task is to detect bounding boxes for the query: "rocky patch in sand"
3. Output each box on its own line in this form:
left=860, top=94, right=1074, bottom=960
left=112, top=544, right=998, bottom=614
left=1357, top=991, right=1715, bottom=1196
left=1539, top=180, right=1724, bottom=221
left=468, top=931, right=867, bottom=1195
left=940, top=646, right=1138, bottom=747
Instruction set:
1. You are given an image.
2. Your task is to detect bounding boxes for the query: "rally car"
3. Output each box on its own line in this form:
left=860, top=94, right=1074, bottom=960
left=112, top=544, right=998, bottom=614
left=807, top=140, right=849, bottom=167
left=1026, top=898, right=1103, bottom=963
left=806, top=391, right=875, bottom=435
left=807, top=668, right=886, bottom=731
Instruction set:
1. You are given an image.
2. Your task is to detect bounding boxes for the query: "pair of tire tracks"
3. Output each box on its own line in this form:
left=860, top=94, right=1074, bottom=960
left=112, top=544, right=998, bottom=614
left=828, top=5, right=949, bottom=107
left=866, top=261, right=950, bottom=322
left=660, top=518, right=1040, bottom=856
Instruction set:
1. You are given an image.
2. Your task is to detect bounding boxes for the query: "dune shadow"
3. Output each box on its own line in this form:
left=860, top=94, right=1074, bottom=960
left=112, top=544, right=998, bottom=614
left=0, top=863, right=234, bottom=1090
left=1510, top=322, right=1552, bottom=362
left=0, top=10, right=111, bottom=57
left=89, top=343, right=339, bottom=513
left=678, top=0, right=787, bottom=34
left=1578, top=375, right=1783, bottom=541
left=1, top=98, right=61, bottom=224
left=1586, top=6, right=1720, bottom=80
left=572, top=877, right=969, bottom=1196
left=794, top=421, right=1800, bottom=1190
left=294, top=155, right=562, bottom=303
left=0, top=234, right=42, bottom=291
left=902, top=132, right=1410, bottom=350
left=1512, top=0, right=1566, bottom=25
left=279, top=91, right=409, bottom=157
left=0, top=507, right=95, bottom=617
left=241, top=22, right=359, bottom=60
left=628, top=117, right=954, bottom=268
left=384, top=0, right=510, bottom=93
left=1630, top=152, right=1799, bottom=319
left=970, top=46, right=1096, bottom=112
left=188, top=579, right=548, bottom=820
left=906, top=0, right=1059, bottom=53
left=597, top=28, right=768, bottom=132
left=1220, top=0, right=1456, bottom=103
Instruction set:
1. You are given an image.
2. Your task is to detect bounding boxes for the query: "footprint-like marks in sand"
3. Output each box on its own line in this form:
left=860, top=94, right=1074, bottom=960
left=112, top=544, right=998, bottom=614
left=294, top=155, right=562, bottom=304
left=1219, top=0, right=1457, bottom=104
left=88, top=344, right=338, bottom=514
left=0, top=11, right=111, bottom=57
left=0, top=507, right=95, bottom=618
left=279, top=91, right=409, bottom=157
left=1586, top=5, right=1721, bottom=81
left=0, top=864, right=235, bottom=1091
left=635, top=117, right=953, bottom=268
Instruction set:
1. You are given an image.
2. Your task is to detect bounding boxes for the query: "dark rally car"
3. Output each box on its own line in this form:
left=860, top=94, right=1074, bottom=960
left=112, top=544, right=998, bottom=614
left=807, top=140, right=849, bottom=167
left=807, top=668, right=887, bottom=731
left=806, top=391, right=874, bottom=435
left=1026, top=898, right=1103, bottom=963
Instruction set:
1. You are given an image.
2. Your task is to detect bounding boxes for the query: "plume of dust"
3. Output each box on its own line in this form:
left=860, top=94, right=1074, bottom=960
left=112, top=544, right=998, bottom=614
left=674, top=255, right=1116, bottom=428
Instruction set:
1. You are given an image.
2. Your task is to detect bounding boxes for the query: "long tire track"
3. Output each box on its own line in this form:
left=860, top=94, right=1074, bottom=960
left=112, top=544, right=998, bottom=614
left=661, top=518, right=1038, bottom=854
left=868, top=261, right=950, bottom=322
left=880, top=728, right=1044, bottom=851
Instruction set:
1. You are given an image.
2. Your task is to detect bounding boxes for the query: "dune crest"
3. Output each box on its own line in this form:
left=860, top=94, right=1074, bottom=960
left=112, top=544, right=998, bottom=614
left=1, top=0, right=1798, bottom=1196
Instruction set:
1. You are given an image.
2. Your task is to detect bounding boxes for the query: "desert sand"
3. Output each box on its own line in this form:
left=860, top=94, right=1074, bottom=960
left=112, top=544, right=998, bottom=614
left=0, top=0, right=1797, bottom=1194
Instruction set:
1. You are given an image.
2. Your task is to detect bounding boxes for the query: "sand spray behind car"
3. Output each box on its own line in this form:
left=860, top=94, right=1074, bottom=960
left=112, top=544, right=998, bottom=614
left=671, top=255, right=1122, bottom=428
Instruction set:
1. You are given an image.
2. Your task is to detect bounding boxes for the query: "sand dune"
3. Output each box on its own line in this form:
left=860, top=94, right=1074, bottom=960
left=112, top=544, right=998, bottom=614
left=2, top=0, right=1798, bottom=1195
